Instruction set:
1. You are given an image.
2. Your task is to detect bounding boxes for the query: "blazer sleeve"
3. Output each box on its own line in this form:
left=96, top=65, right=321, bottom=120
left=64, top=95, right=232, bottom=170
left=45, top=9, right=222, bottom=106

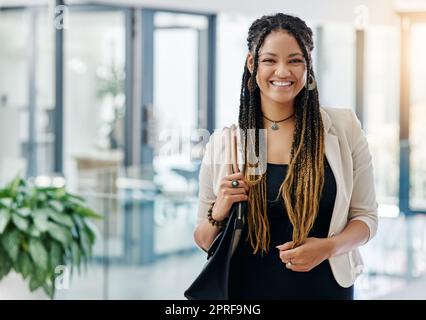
left=348, top=110, right=379, bottom=243
left=196, top=132, right=217, bottom=226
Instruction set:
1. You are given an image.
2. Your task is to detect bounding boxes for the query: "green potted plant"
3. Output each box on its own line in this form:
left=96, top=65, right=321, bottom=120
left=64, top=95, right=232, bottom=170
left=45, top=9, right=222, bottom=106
left=0, top=175, right=102, bottom=299
left=96, top=61, right=125, bottom=150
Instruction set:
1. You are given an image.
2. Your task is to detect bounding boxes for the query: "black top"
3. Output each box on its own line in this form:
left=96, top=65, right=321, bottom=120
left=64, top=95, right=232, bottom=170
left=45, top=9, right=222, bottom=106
left=228, top=158, right=354, bottom=300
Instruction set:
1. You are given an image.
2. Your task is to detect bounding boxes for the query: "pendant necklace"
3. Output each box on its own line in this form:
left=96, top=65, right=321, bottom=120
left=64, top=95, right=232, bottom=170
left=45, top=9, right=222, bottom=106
left=263, top=113, right=295, bottom=130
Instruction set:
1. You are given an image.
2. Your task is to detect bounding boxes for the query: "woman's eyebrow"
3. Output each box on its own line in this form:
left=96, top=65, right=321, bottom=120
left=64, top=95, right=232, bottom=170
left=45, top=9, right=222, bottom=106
left=259, top=52, right=304, bottom=58
left=259, top=52, right=278, bottom=57
left=288, top=53, right=304, bottom=58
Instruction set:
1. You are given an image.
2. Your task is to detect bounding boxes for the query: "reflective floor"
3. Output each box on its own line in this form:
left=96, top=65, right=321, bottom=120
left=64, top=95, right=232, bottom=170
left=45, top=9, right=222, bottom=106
left=52, top=250, right=426, bottom=300
left=59, top=213, right=426, bottom=300
left=1, top=214, right=425, bottom=300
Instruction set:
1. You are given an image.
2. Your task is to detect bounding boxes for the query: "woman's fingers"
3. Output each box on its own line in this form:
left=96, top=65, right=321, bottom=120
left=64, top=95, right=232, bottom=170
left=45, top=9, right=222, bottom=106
left=233, top=181, right=249, bottom=192
left=220, top=180, right=249, bottom=191
left=219, top=171, right=250, bottom=203
left=222, top=172, right=249, bottom=192
left=223, top=188, right=247, bottom=195
left=225, top=171, right=244, bottom=179
left=276, top=241, right=294, bottom=251
left=229, top=194, right=249, bottom=201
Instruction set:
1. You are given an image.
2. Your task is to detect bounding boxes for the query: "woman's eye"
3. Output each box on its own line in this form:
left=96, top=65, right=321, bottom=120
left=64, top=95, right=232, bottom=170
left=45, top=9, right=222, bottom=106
left=261, top=59, right=274, bottom=63
left=289, top=59, right=305, bottom=64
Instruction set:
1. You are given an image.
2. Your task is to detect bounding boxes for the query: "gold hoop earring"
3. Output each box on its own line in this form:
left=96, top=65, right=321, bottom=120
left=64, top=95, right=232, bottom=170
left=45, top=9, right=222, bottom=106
left=248, top=76, right=257, bottom=92
left=307, top=73, right=316, bottom=91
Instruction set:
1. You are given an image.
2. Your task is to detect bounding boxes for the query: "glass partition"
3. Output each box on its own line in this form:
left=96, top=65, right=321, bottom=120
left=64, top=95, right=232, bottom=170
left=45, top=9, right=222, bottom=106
left=0, top=9, right=29, bottom=183
left=64, top=9, right=126, bottom=191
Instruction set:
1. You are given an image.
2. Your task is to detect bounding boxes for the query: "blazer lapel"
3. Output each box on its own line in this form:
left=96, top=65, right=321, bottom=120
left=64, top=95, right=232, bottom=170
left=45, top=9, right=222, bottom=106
left=321, top=108, right=348, bottom=236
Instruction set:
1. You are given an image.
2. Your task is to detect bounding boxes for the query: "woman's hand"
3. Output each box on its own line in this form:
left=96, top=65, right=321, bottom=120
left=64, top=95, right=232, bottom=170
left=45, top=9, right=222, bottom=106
left=276, top=237, right=334, bottom=272
left=212, top=171, right=249, bottom=221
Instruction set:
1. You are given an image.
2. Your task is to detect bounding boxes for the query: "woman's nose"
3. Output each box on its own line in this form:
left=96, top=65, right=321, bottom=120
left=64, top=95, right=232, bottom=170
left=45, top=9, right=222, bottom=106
left=275, top=64, right=290, bottom=77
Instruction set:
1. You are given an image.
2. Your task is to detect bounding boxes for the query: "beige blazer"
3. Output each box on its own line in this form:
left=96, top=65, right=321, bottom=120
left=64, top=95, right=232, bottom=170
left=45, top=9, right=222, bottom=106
left=196, top=107, right=378, bottom=288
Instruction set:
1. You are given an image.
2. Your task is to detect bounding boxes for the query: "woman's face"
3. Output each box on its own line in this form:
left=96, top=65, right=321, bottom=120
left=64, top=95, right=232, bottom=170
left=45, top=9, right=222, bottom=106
left=247, top=30, right=307, bottom=108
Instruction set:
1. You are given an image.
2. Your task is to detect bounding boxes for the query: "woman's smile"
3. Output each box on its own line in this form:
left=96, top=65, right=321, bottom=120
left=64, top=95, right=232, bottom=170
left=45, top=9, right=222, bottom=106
left=269, top=80, right=295, bottom=89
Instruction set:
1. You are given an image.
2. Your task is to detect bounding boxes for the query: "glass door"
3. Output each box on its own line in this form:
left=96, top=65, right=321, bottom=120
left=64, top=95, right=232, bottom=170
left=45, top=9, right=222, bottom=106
left=153, top=12, right=207, bottom=171
left=151, top=12, right=209, bottom=255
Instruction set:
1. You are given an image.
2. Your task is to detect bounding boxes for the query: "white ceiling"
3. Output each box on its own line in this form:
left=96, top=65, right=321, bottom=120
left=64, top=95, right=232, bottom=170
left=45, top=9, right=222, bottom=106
left=2, top=0, right=426, bottom=25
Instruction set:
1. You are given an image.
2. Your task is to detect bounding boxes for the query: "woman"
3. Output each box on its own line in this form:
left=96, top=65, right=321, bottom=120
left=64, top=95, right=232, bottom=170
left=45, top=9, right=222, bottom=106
left=193, top=13, right=378, bottom=300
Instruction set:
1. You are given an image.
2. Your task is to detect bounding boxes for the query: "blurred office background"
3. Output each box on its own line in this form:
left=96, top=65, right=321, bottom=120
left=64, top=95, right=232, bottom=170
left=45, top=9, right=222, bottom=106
left=0, top=0, right=425, bottom=299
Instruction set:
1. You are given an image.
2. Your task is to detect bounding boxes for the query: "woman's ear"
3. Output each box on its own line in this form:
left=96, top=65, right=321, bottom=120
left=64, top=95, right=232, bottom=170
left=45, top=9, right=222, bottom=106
left=246, top=53, right=254, bottom=74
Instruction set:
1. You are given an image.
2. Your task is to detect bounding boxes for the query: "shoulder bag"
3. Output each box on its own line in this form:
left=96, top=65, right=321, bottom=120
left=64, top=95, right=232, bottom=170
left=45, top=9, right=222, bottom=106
left=184, top=125, right=246, bottom=300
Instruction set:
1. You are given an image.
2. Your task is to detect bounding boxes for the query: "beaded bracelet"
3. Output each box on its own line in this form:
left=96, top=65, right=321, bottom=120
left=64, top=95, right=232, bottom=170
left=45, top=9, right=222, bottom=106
left=207, top=202, right=228, bottom=228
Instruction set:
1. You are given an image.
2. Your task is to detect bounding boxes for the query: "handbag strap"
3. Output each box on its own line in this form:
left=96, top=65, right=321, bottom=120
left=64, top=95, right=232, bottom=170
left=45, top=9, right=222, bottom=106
left=226, top=124, right=240, bottom=175
left=231, top=125, right=244, bottom=254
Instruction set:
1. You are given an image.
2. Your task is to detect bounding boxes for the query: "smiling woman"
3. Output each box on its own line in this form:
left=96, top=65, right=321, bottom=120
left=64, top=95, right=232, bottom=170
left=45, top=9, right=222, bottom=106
left=247, top=31, right=308, bottom=116
left=193, top=12, right=378, bottom=300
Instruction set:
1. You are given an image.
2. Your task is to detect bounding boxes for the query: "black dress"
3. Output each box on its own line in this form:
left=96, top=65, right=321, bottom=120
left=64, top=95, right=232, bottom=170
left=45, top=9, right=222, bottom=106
left=228, top=158, right=354, bottom=300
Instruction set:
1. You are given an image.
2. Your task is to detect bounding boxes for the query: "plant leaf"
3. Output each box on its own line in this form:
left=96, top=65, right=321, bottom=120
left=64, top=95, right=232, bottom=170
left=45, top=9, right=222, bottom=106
left=36, top=192, right=47, bottom=202
left=76, top=206, right=103, bottom=219
left=83, top=219, right=99, bottom=243
left=0, top=245, right=12, bottom=280
left=7, top=175, right=21, bottom=197
left=17, top=207, right=31, bottom=217
left=67, top=193, right=85, bottom=202
left=28, top=238, right=48, bottom=270
left=0, top=188, right=10, bottom=198
left=70, top=241, right=81, bottom=267
left=11, top=213, right=29, bottom=232
left=33, top=209, right=50, bottom=232
left=29, top=277, right=40, bottom=292
left=29, top=267, right=46, bottom=292
left=28, top=224, right=41, bottom=237
left=54, top=188, right=66, bottom=198
left=50, top=200, right=64, bottom=213
left=47, top=222, right=72, bottom=245
left=80, top=228, right=92, bottom=257
left=66, top=195, right=86, bottom=208
left=34, top=266, right=46, bottom=283
left=70, top=226, right=79, bottom=239
left=0, top=198, right=13, bottom=208
left=47, top=209, right=74, bottom=228
left=49, top=241, right=63, bottom=271
left=1, top=229, right=22, bottom=262
left=72, top=214, right=84, bottom=229
left=0, top=208, right=11, bottom=234
left=18, top=251, right=33, bottom=279
left=43, top=283, right=54, bottom=299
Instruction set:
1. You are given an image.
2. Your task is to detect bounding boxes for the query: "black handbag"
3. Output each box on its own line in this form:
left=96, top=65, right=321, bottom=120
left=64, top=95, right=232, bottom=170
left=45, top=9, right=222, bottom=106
left=184, top=201, right=246, bottom=300
left=184, top=125, right=246, bottom=300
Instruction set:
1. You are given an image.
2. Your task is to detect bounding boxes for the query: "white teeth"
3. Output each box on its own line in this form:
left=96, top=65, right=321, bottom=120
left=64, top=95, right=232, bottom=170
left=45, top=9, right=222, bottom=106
left=271, top=81, right=292, bottom=87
